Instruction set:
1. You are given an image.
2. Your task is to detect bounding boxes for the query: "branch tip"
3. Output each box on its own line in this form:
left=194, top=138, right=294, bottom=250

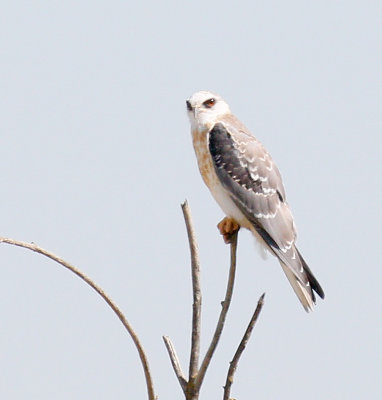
left=223, top=292, right=265, bottom=400
left=0, top=237, right=156, bottom=400
left=163, top=335, right=187, bottom=393
left=181, top=202, right=202, bottom=384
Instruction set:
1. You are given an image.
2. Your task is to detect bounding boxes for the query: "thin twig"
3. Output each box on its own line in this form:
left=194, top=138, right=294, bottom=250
left=0, top=237, right=156, bottom=400
left=181, top=201, right=202, bottom=382
left=194, top=231, right=238, bottom=392
left=163, top=336, right=188, bottom=392
left=223, top=293, right=265, bottom=400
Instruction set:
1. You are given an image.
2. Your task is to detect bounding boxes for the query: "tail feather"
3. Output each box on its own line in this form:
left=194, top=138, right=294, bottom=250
left=280, top=262, right=315, bottom=312
left=248, top=225, right=324, bottom=311
left=296, top=248, right=325, bottom=300
left=279, top=248, right=324, bottom=312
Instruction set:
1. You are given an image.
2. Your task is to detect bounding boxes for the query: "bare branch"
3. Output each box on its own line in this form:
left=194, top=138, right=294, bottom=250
left=163, top=336, right=188, bottom=392
left=181, top=201, right=202, bottom=382
left=195, top=231, right=238, bottom=391
left=0, top=237, right=156, bottom=400
left=223, top=293, right=265, bottom=400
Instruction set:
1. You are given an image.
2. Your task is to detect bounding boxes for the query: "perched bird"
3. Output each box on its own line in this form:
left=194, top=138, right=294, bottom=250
left=186, top=90, right=324, bottom=312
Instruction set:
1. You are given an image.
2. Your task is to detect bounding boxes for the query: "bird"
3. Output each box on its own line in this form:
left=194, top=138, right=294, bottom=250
left=186, top=90, right=324, bottom=312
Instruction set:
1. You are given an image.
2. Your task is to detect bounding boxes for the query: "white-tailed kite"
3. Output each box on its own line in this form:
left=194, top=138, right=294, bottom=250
left=186, top=90, right=324, bottom=312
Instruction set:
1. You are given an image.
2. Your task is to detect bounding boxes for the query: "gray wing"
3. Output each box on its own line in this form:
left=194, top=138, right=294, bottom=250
left=208, top=116, right=324, bottom=303
left=209, top=116, right=295, bottom=254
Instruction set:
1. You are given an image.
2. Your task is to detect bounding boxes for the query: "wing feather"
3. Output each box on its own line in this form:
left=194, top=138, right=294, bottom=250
left=208, top=118, right=294, bottom=253
left=208, top=117, right=324, bottom=309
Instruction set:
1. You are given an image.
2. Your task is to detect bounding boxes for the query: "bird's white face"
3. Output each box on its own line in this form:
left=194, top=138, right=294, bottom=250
left=186, top=91, right=231, bottom=131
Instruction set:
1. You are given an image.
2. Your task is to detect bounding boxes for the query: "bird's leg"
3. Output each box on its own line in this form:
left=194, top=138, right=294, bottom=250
left=217, top=217, right=240, bottom=244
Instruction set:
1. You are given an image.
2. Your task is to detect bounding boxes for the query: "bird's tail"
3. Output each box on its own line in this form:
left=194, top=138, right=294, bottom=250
left=279, top=249, right=324, bottom=312
left=280, top=262, right=314, bottom=312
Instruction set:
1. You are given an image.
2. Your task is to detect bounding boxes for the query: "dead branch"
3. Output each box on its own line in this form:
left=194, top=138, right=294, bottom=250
left=0, top=237, right=156, bottom=400
left=163, top=336, right=187, bottom=391
left=223, top=293, right=265, bottom=400
left=181, top=201, right=202, bottom=382
left=194, top=230, right=238, bottom=392
left=164, top=202, right=240, bottom=400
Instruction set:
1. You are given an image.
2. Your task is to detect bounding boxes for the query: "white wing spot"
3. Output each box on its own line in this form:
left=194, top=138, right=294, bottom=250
left=281, top=239, right=294, bottom=253
left=254, top=201, right=281, bottom=219
left=250, top=190, right=274, bottom=197
left=249, top=171, right=268, bottom=182
left=262, top=187, right=276, bottom=194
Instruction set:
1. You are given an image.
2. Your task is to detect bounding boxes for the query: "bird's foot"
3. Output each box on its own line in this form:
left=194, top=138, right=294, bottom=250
left=217, top=217, right=240, bottom=244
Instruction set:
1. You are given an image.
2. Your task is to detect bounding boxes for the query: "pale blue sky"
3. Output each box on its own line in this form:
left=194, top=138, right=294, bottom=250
left=1, top=1, right=381, bottom=399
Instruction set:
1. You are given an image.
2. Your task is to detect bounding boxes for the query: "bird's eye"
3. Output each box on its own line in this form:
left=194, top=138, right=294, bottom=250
left=203, top=98, right=216, bottom=108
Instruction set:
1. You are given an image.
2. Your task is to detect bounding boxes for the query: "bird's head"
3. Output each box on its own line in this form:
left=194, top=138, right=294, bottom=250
left=186, top=91, right=231, bottom=130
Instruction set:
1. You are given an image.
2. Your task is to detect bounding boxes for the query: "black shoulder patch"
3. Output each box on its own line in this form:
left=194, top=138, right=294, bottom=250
left=209, top=123, right=262, bottom=192
left=209, top=123, right=233, bottom=160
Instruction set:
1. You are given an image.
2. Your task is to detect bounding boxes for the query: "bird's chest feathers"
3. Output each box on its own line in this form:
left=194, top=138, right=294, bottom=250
left=192, top=127, right=219, bottom=188
left=192, top=126, right=251, bottom=228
